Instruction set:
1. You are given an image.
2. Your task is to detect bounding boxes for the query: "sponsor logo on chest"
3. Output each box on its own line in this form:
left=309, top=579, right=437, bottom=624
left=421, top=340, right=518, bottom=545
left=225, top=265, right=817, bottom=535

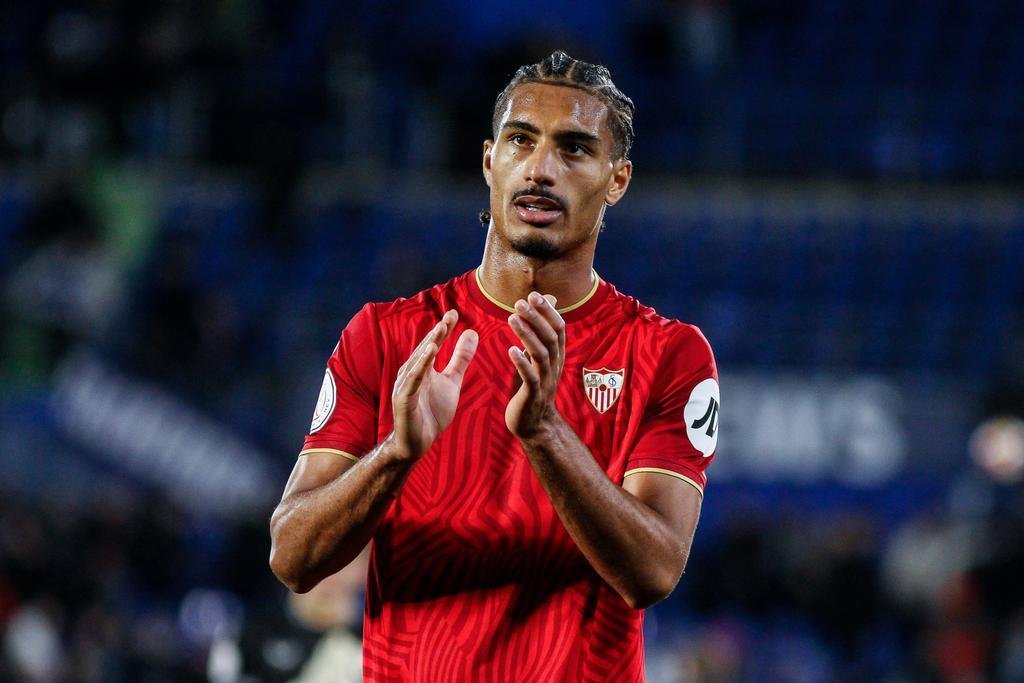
left=582, top=367, right=625, bottom=413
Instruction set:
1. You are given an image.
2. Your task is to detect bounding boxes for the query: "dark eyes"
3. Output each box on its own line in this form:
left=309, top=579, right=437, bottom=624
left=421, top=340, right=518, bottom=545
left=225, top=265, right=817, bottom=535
left=507, top=134, right=590, bottom=157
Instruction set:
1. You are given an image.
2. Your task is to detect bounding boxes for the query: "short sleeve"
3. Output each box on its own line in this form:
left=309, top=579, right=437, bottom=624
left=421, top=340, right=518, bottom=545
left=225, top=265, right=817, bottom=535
left=625, top=325, right=719, bottom=495
left=300, top=303, right=383, bottom=460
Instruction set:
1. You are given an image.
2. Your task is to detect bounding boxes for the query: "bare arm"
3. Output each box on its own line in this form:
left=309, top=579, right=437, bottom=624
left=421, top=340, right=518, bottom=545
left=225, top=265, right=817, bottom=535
left=269, top=311, right=478, bottom=593
left=519, top=419, right=702, bottom=609
left=506, top=293, right=702, bottom=609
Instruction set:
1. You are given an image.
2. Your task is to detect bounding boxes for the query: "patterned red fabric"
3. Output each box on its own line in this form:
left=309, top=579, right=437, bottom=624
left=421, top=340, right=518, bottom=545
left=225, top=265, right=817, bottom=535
left=301, top=270, right=718, bottom=682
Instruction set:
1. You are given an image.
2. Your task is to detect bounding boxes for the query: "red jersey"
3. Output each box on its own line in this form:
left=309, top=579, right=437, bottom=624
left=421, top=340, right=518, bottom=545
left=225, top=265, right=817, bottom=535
left=301, top=269, right=719, bottom=682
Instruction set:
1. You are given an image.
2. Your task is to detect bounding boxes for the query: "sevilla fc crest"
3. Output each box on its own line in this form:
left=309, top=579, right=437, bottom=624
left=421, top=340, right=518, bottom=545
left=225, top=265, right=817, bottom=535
left=583, top=368, right=625, bottom=413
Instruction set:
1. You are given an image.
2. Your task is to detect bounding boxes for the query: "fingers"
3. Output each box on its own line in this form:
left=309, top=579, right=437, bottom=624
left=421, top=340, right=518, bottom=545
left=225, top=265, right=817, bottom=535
left=509, top=312, right=549, bottom=367
left=395, top=311, right=458, bottom=395
left=532, top=292, right=566, bottom=351
left=508, top=345, right=540, bottom=388
left=395, top=338, right=438, bottom=401
left=403, top=312, right=456, bottom=371
left=402, top=339, right=438, bottom=397
left=422, top=311, right=457, bottom=352
left=415, top=311, right=457, bottom=357
left=508, top=291, right=565, bottom=368
left=441, top=329, right=479, bottom=386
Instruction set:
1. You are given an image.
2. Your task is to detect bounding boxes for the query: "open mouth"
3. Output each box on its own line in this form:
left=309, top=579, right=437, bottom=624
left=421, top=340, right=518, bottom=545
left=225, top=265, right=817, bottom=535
left=512, top=194, right=564, bottom=226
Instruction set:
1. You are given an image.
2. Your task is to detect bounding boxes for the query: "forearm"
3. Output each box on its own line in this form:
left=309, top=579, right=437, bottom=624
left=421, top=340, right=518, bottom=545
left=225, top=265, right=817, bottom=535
left=521, top=415, right=688, bottom=609
left=269, top=435, right=413, bottom=592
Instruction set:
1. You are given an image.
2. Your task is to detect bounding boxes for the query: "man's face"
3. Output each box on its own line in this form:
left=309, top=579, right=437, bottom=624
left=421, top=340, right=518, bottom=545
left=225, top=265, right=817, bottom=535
left=483, top=83, right=632, bottom=260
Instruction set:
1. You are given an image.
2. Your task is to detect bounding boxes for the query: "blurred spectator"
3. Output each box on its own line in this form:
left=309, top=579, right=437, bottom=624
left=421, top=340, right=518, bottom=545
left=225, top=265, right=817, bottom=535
left=3, top=180, right=125, bottom=379
left=0, top=491, right=204, bottom=681
left=923, top=576, right=992, bottom=681
left=286, top=548, right=367, bottom=683
left=226, top=549, right=367, bottom=682
left=3, top=601, right=63, bottom=681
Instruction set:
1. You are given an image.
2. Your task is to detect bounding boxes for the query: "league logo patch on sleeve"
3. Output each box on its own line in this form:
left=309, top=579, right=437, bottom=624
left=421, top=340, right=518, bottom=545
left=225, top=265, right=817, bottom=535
left=684, top=378, right=720, bottom=456
left=310, top=369, right=337, bottom=433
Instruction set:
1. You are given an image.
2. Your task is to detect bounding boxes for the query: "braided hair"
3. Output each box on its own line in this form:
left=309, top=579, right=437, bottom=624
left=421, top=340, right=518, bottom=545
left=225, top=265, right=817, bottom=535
left=492, top=51, right=635, bottom=161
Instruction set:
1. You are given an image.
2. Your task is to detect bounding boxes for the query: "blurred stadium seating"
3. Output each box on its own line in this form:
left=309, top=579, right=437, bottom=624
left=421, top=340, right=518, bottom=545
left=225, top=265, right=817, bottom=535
left=2, top=1, right=1023, bottom=681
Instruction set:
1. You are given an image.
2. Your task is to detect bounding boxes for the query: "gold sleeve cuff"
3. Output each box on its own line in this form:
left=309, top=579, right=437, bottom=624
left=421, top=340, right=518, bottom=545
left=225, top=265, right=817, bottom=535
left=298, top=448, right=359, bottom=462
left=623, top=467, right=704, bottom=497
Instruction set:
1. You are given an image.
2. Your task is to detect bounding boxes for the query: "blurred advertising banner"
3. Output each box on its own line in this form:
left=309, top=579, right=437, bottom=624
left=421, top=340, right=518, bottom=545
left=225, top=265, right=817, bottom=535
left=715, top=372, right=973, bottom=487
left=49, top=347, right=277, bottom=519
left=41, top=352, right=976, bottom=500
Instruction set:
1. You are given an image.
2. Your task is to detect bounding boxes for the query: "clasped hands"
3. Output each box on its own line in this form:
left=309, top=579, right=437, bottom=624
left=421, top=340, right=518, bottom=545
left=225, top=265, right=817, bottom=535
left=390, top=291, right=565, bottom=460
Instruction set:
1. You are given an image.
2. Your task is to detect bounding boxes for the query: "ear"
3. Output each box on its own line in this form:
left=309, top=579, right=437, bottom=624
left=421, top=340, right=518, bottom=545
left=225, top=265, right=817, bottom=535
left=603, top=159, right=632, bottom=207
left=482, top=139, right=494, bottom=187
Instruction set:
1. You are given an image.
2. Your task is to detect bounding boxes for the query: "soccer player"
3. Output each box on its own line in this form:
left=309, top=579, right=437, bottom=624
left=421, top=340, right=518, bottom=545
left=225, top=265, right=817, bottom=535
left=269, top=51, right=720, bottom=682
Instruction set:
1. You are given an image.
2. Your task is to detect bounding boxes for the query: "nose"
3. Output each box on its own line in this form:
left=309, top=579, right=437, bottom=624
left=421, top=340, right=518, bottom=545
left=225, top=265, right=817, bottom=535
left=524, top=141, right=557, bottom=187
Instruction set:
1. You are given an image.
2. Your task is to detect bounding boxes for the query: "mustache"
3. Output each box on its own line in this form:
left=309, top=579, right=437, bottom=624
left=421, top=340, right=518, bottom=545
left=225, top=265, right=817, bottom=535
left=511, top=186, right=567, bottom=210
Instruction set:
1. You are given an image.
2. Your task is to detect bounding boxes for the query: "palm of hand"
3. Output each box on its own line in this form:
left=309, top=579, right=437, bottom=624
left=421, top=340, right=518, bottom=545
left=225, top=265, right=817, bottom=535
left=504, top=353, right=562, bottom=436
left=412, top=368, right=462, bottom=448
left=391, top=311, right=478, bottom=459
left=504, top=292, right=566, bottom=438
left=505, top=381, right=533, bottom=435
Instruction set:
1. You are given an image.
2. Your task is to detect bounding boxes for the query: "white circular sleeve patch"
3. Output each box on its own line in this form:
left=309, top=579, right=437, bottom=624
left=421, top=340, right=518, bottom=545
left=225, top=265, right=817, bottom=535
left=683, top=378, right=720, bottom=457
left=310, top=369, right=337, bottom=434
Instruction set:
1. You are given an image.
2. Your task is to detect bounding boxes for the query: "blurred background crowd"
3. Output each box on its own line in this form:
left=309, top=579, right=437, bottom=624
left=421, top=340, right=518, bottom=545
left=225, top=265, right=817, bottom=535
left=2, top=1, right=1024, bottom=681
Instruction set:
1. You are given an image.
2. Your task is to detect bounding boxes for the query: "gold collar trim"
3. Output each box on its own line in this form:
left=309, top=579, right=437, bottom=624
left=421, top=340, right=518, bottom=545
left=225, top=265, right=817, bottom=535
left=474, top=267, right=600, bottom=314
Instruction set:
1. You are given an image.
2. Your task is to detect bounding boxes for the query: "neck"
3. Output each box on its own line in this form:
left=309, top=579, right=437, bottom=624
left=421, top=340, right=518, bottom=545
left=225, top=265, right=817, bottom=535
left=478, top=228, right=597, bottom=310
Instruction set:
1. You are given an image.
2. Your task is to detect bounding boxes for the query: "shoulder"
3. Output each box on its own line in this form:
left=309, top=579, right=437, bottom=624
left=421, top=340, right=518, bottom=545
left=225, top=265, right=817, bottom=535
left=602, top=283, right=715, bottom=364
left=347, top=272, right=474, bottom=352
left=329, top=272, right=471, bottom=375
left=366, top=270, right=473, bottom=325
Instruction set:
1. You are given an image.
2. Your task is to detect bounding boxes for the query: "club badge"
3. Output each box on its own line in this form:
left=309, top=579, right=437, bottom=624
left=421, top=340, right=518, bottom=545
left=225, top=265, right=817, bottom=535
left=583, top=367, right=625, bottom=413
